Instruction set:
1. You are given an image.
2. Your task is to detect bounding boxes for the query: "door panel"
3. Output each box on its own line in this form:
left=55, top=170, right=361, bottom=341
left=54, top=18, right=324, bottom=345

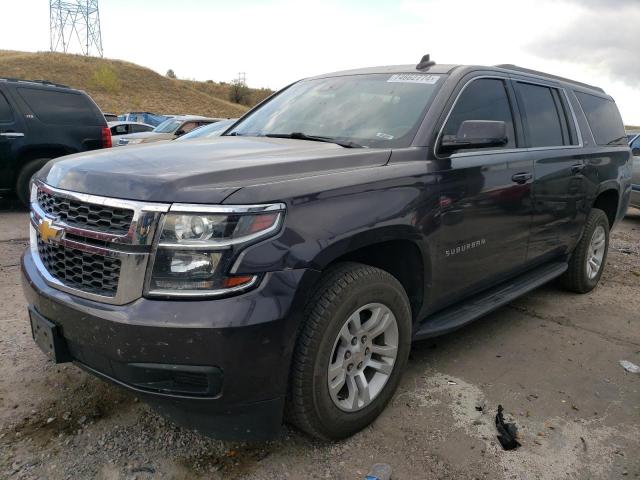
left=528, top=151, right=588, bottom=259
left=434, top=153, right=533, bottom=302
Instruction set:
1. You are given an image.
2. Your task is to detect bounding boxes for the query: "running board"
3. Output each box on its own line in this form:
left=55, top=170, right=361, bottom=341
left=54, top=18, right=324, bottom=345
left=413, top=261, right=568, bottom=340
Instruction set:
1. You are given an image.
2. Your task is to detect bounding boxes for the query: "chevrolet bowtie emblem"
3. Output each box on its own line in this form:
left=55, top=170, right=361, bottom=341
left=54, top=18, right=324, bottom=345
left=38, top=219, right=63, bottom=243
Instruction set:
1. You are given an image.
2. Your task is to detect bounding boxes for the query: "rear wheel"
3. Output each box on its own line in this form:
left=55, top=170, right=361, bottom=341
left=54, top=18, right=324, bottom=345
left=16, top=158, right=51, bottom=207
left=287, top=262, right=411, bottom=440
left=561, top=208, right=610, bottom=293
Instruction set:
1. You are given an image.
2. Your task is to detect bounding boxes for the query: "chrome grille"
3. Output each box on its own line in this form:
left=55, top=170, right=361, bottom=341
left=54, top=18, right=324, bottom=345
left=30, top=182, right=170, bottom=305
left=37, top=189, right=134, bottom=235
left=37, top=238, right=120, bottom=297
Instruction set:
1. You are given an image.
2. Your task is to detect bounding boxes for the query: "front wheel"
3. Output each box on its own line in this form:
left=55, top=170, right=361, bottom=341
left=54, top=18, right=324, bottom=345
left=287, top=262, right=412, bottom=440
left=561, top=208, right=610, bottom=293
left=16, top=158, right=51, bottom=207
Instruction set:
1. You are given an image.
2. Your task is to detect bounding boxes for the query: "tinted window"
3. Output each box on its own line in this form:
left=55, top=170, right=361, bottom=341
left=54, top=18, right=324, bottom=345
left=516, top=83, right=566, bottom=147
left=442, top=78, right=516, bottom=150
left=131, top=124, right=152, bottom=133
left=17, top=87, right=101, bottom=125
left=575, top=92, right=627, bottom=146
left=631, top=136, right=640, bottom=150
left=112, top=124, right=129, bottom=135
left=0, top=92, right=13, bottom=122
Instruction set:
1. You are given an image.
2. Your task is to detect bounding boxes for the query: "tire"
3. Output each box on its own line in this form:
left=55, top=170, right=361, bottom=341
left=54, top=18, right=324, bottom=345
left=287, top=262, right=412, bottom=440
left=561, top=208, right=610, bottom=293
left=16, top=158, right=51, bottom=207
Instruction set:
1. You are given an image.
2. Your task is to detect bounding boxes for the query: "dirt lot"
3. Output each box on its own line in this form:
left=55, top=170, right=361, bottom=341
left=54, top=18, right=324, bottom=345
left=1, top=200, right=638, bottom=480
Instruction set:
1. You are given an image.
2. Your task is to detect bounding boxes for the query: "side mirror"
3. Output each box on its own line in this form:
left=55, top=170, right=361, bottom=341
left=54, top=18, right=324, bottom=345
left=632, top=147, right=640, bottom=157
left=175, top=129, right=185, bottom=137
left=441, top=120, right=508, bottom=152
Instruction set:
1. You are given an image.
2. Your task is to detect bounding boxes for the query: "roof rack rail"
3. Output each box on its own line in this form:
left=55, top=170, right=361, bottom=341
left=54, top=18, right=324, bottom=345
left=495, top=64, right=604, bottom=93
left=0, top=78, right=71, bottom=89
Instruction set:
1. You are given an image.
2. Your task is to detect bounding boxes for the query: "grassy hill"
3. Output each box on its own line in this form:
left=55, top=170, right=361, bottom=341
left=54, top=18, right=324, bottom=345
left=0, top=50, right=272, bottom=118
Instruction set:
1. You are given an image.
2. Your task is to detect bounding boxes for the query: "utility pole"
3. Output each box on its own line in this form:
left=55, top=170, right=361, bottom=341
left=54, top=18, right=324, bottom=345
left=50, top=0, right=104, bottom=57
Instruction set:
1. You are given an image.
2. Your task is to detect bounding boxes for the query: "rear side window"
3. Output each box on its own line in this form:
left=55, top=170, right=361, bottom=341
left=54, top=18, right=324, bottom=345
left=112, top=124, right=129, bottom=135
left=575, top=92, right=627, bottom=146
left=442, top=78, right=516, bottom=150
left=17, top=87, right=102, bottom=126
left=131, top=124, right=152, bottom=133
left=516, top=83, right=574, bottom=148
left=0, top=92, right=13, bottom=123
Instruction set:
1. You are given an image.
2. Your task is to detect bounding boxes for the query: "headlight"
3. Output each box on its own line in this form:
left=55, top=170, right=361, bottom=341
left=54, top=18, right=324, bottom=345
left=145, top=204, right=285, bottom=297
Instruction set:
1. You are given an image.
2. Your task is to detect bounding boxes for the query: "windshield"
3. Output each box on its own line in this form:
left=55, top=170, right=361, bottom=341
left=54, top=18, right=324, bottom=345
left=227, top=73, right=443, bottom=148
left=177, top=119, right=235, bottom=141
left=153, top=119, right=182, bottom=133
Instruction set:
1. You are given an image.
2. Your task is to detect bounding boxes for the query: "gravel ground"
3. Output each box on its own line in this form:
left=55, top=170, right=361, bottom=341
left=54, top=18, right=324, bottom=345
left=1, top=200, right=638, bottom=480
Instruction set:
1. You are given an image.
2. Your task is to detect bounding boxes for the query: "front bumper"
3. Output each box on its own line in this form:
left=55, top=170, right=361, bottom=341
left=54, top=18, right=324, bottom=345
left=21, top=249, right=319, bottom=440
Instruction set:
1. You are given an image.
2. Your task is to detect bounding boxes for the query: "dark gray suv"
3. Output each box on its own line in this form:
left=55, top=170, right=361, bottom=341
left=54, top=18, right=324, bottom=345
left=22, top=58, right=632, bottom=441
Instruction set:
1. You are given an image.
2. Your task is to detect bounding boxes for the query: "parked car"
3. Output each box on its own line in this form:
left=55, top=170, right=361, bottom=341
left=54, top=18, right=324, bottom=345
left=117, top=111, right=170, bottom=127
left=0, top=78, right=109, bottom=205
left=174, top=118, right=237, bottom=141
left=116, top=115, right=220, bottom=146
left=103, top=112, right=118, bottom=122
left=23, top=58, right=632, bottom=442
left=108, top=121, right=154, bottom=145
left=629, top=134, right=640, bottom=208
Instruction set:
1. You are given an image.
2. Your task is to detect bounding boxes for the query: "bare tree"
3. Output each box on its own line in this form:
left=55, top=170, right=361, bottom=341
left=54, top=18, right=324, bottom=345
left=229, top=79, right=250, bottom=105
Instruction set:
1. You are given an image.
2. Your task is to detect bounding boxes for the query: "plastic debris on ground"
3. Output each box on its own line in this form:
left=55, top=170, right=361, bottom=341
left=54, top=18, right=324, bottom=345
left=495, top=404, right=521, bottom=451
left=365, top=463, right=392, bottom=480
left=619, top=360, right=640, bottom=374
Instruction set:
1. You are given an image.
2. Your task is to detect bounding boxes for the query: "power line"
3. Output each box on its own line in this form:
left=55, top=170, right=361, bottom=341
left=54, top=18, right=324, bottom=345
left=50, top=0, right=103, bottom=57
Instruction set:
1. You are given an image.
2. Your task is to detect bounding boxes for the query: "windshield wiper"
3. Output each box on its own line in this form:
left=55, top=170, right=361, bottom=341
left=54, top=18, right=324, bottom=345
left=265, top=132, right=362, bottom=148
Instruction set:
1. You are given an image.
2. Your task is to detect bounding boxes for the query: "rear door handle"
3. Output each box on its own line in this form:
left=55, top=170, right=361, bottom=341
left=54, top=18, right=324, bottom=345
left=571, top=163, right=585, bottom=174
left=511, top=172, right=532, bottom=184
left=0, top=132, right=24, bottom=138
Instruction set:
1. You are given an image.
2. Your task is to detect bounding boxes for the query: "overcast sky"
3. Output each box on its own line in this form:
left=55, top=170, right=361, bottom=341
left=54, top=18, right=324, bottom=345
left=3, top=0, right=639, bottom=124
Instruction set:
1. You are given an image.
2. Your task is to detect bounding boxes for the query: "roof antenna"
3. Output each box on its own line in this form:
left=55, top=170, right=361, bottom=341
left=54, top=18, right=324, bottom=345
left=416, top=54, right=435, bottom=70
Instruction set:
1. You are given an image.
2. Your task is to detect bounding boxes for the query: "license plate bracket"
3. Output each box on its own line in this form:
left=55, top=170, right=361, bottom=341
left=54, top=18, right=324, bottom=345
left=29, top=308, right=72, bottom=364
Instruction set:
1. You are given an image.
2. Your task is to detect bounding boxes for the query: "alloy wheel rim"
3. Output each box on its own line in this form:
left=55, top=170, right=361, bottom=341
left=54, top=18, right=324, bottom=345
left=327, top=302, right=399, bottom=412
left=586, top=225, right=606, bottom=280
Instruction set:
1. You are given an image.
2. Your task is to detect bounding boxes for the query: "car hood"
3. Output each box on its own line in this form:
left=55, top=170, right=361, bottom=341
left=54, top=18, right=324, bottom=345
left=38, top=136, right=392, bottom=203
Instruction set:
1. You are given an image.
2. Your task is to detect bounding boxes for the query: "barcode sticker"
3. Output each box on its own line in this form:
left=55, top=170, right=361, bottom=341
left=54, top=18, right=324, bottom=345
left=387, top=74, right=440, bottom=84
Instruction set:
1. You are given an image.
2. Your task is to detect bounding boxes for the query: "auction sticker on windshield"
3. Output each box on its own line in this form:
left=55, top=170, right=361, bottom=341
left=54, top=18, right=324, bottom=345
left=387, top=74, right=440, bottom=84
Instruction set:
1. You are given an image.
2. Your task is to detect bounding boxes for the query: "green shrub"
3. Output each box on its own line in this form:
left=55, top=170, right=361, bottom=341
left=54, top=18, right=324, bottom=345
left=90, top=65, right=120, bottom=93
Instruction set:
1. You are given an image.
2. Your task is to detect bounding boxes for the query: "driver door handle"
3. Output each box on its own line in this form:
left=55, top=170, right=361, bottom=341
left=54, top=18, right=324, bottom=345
left=511, top=172, right=532, bottom=184
left=0, top=132, right=24, bottom=138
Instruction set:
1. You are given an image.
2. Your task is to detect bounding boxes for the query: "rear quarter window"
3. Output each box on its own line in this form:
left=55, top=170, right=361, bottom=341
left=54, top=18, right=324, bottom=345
left=575, top=92, right=626, bottom=146
left=17, top=87, right=103, bottom=126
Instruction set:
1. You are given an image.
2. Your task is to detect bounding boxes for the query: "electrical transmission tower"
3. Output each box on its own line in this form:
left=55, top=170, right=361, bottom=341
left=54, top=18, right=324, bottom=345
left=50, top=1, right=104, bottom=57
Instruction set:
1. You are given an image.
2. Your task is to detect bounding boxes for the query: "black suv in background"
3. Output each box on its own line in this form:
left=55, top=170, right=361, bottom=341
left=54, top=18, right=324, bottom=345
left=22, top=59, right=632, bottom=441
left=0, top=79, right=110, bottom=205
